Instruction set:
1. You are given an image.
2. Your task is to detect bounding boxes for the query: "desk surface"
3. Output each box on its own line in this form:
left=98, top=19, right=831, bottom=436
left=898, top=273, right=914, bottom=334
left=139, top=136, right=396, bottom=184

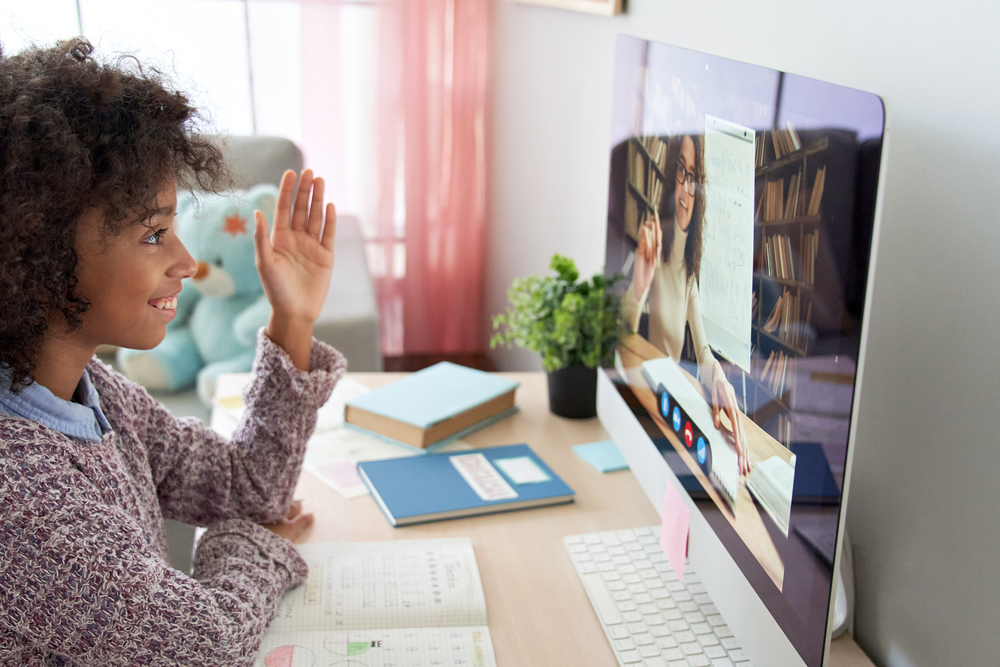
left=224, top=371, right=873, bottom=667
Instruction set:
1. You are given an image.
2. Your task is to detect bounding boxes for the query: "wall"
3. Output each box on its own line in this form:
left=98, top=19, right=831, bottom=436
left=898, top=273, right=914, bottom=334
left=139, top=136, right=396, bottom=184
left=485, top=1, right=1000, bottom=664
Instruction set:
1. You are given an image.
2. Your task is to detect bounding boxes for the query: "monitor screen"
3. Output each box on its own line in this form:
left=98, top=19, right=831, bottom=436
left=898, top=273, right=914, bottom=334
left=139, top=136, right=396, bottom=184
left=600, top=36, right=885, bottom=667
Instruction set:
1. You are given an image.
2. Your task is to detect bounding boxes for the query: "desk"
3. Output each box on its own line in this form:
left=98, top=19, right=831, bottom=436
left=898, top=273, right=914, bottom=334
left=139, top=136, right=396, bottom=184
left=215, top=372, right=872, bottom=667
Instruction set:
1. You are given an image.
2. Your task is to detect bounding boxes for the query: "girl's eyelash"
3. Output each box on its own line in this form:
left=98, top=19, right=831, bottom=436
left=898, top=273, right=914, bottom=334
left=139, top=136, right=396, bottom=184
left=144, top=228, right=168, bottom=244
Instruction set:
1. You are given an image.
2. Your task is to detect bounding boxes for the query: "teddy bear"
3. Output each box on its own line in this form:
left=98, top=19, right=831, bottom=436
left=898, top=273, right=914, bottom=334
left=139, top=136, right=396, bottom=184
left=117, top=184, right=278, bottom=405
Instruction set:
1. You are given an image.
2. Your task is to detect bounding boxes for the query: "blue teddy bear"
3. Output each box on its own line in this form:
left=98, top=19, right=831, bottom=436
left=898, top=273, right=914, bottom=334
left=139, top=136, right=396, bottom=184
left=118, top=185, right=278, bottom=405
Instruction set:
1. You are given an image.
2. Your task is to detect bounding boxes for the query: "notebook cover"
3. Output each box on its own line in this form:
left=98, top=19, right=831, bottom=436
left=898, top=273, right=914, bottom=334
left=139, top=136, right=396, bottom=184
left=345, top=362, right=521, bottom=429
left=358, top=443, right=575, bottom=526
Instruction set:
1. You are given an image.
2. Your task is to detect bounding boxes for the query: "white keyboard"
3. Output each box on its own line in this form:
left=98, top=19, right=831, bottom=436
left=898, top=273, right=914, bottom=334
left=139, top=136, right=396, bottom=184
left=564, top=526, right=753, bottom=667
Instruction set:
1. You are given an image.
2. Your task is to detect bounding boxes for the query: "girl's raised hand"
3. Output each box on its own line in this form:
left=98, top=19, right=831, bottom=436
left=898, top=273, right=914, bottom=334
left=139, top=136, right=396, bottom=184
left=254, top=169, right=337, bottom=370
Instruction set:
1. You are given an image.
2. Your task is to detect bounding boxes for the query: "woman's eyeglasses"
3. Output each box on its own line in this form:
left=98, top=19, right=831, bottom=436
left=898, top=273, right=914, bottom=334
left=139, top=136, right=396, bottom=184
left=676, top=160, right=697, bottom=196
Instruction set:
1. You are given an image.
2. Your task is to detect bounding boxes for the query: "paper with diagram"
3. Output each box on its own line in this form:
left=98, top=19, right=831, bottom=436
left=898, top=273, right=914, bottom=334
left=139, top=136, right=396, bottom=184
left=255, top=538, right=497, bottom=667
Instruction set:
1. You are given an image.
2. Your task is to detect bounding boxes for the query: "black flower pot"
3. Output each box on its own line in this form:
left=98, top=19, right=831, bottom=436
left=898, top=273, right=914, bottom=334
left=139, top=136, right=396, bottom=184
left=547, top=364, right=597, bottom=419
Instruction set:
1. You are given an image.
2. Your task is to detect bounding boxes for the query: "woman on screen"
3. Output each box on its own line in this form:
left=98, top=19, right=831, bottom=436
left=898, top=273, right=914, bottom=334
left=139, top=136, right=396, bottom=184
left=622, top=134, right=750, bottom=475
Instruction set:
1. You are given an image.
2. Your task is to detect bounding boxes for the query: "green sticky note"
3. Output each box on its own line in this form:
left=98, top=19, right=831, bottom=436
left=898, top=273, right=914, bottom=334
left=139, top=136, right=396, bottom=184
left=573, top=440, right=629, bottom=473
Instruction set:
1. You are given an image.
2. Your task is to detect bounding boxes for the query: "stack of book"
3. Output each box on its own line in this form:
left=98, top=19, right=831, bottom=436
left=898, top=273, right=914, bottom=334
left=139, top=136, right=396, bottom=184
left=761, top=287, right=812, bottom=352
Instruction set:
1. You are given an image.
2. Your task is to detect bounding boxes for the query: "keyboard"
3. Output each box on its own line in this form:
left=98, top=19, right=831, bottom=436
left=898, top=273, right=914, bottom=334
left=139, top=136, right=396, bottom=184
left=564, top=526, right=753, bottom=667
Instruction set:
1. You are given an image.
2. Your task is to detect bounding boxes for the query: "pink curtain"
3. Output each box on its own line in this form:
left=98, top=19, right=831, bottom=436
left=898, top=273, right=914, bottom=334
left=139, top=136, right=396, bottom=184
left=373, top=0, right=491, bottom=356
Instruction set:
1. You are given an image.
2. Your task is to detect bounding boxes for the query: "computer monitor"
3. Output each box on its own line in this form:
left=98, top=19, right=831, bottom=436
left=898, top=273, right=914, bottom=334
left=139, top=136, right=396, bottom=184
left=598, top=36, right=887, bottom=667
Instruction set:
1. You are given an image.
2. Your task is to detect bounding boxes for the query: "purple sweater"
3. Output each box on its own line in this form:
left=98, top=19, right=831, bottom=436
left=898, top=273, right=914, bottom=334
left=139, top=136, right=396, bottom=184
left=0, top=332, right=346, bottom=666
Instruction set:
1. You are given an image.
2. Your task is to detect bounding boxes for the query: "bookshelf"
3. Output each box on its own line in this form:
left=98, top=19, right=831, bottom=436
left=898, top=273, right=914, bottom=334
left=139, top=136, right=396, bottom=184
left=748, top=126, right=833, bottom=444
left=623, top=135, right=670, bottom=241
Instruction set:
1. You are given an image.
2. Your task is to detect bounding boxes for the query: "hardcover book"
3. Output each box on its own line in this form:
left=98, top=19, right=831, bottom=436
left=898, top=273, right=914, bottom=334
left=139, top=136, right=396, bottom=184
left=357, top=443, right=575, bottom=526
left=344, top=362, right=520, bottom=450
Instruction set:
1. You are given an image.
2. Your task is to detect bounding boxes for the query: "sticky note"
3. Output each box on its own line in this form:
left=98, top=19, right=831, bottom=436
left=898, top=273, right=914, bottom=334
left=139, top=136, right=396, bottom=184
left=573, top=440, right=629, bottom=473
left=660, top=480, right=690, bottom=582
left=494, top=456, right=552, bottom=484
left=315, top=460, right=363, bottom=489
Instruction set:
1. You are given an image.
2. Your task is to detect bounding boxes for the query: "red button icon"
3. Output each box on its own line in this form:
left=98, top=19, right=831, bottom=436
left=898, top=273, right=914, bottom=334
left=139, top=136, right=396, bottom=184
left=684, top=422, right=694, bottom=448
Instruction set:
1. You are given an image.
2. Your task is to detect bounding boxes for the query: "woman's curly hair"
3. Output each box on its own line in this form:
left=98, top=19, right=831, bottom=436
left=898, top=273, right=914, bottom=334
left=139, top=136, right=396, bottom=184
left=0, top=38, right=227, bottom=392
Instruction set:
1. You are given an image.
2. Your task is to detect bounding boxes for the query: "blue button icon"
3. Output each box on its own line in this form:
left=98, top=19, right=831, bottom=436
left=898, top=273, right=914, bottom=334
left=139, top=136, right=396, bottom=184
left=697, top=437, right=707, bottom=464
left=672, top=407, right=682, bottom=432
left=660, top=392, right=670, bottom=418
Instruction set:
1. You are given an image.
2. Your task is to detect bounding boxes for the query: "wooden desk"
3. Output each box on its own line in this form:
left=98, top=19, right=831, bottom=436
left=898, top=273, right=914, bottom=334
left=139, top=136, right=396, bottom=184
left=220, top=372, right=872, bottom=667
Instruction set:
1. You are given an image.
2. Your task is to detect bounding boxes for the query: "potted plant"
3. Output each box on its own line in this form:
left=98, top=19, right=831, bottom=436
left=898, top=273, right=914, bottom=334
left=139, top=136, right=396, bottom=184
left=491, top=254, right=623, bottom=418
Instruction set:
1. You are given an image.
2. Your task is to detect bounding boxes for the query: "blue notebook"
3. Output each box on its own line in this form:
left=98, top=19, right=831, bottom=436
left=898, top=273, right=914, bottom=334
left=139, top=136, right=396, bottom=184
left=345, top=362, right=520, bottom=450
left=357, top=443, right=575, bottom=526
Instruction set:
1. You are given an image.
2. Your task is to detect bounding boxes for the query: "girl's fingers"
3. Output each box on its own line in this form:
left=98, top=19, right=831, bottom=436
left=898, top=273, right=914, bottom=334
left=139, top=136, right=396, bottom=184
left=290, top=169, right=314, bottom=231
left=274, top=170, right=297, bottom=231
left=253, top=210, right=273, bottom=267
left=320, top=202, right=337, bottom=252
left=306, top=177, right=325, bottom=239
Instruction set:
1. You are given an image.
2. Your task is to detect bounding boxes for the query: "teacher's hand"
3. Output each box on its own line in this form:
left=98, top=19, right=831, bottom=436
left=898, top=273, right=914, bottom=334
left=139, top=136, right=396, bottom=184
left=630, top=212, right=662, bottom=298
left=710, top=362, right=750, bottom=476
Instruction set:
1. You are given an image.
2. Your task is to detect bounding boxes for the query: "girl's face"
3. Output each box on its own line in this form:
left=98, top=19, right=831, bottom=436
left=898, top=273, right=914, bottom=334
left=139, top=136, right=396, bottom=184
left=674, top=135, right=697, bottom=233
left=73, top=177, right=197, bottom=351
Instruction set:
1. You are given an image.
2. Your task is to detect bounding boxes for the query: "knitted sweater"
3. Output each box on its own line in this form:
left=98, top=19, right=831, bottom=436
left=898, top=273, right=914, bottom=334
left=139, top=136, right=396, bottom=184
left=0, top=332, right=346, bottom=666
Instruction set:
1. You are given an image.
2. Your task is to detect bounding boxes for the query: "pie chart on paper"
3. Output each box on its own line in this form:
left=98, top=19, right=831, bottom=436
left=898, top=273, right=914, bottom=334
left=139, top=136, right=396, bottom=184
left=324, top=632, right=375, bottom=656
left=263, top=645, right=316, bottom=667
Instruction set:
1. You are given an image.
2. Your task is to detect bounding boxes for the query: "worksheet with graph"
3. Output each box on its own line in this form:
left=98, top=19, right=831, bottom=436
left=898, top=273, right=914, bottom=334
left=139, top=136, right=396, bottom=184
left=255, top=538, right=497, bottom=667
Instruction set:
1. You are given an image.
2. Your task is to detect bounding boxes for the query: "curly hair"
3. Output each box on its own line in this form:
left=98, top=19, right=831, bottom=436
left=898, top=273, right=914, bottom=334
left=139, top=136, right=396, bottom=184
left=0, top=38, right=227, bottom=392
left=657, top=134, right=706, bottom=283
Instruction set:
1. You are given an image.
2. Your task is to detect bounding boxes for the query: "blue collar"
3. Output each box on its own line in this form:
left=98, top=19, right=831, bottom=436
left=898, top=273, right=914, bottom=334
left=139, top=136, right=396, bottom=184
left=0, top=363, right=112, bottom=441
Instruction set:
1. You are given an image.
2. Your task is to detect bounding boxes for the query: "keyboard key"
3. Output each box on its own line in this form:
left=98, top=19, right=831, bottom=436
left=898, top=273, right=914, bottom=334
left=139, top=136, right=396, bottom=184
left=619, top=649, right=642, bottom=664
left=668, top=620, right=689, bottom=632
left=661, top=647, right=684, bottom=660
left=639, top=534, right=658, bottom=545
left=678, top=601, right=698, bottom=613
left=681, top=641, right=704, bottom=655
left=634, top=593, right=653, bottom=604
left=600, top=563, right=617, bottom=573
left=685, top=612, right=705, bottom=624
left=700, top=603, right=719, bottom=615
left=569, top=544, right=588, bottom=553
left=727, top=649, right=748, bottom=662
left=698, top=633, right=720, bottom=647
left=639, top=603, right=659, bottom=615
left=618, top=600, right=638, bottom=612
left=602, top=531, right=622, bottom=546
left=687, top=655, right=711, bottom=667
left=706, top=614, right=726, bottom=627
left=621, top=564, right=638, bottom=575
left=614, top=555, right=633, bottom=565
left=649, top=552, right=666, bottom=563
left=647, top=579, right=666, bottom=589
left=623, top=611, right=644, bottom=623
left=634, top=558, right=654, bottom=570
left=626, top=542, right=645, bottom=552
left=595, top=553, right=612, bottom=562
left=584, top=534, right=601, bottom=544
left=656, top=635, right=677, bottom=648
left=628, top=583, right=649, bottom=595
left=667, top=581, right=686, bottom=592
left=651, top=625, right=671, bottom=638
left=581, top=573, right=623, bottom=625
left=704, top=646, right=727, bottom=659
left=642, top=569, right=661, bottom=580
left=674, top=631, right=696, bottom=644
left=580, top=563, right=598, bottom=573
left=643, top=657, right=667, bottom=667
left=618, top=529, right=638, bottom=542
left=607, top=581, right=627, bottom=591
left=711, top=659, right=735, bottom=667
left=634, top=632, right=655, bottom=646
left=673, top=591, right=693, bottom=602
left=635, top=526, right=653, bottom=536
left=602, top=569, right=621, bottom=580
left=624, top=574, right=643, bottom=584
left=720, top=638, right=740, bottom=650
left=715, top=625, right=734, bottom=639
left=667, top=661, right=688, bottom=667
left=608, top=625, right=629, bottom=640
left=663, top=609, right=683, bottom=621
left=628, top=622, right=648, bottom=634
left=613, top=591, right=631, bottom=602
left=645, top=614, right=666, bottom=627
left=640, top=644, right=662, bottom=658
left=615, top=638, right=636, bottom=651
left=691, top=623, right=713, bottom=635
left=609, top=546, right=627, bottom=556
left=575, top=552, right=594, bottom=562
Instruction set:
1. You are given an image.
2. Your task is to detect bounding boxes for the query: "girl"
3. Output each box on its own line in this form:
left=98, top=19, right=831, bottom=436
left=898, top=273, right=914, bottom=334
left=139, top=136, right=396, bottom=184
left=0, top=39, right=344, bottom=664
left=622, top=133, right=749, bottom=475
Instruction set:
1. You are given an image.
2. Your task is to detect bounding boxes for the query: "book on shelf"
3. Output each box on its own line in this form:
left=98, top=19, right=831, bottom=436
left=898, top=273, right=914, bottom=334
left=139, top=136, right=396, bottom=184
left=807, top=165, right=827, bottom=216
left=760, top=288, right=811, bottom=351
left=358, top=443, right=575, bottom=526
left=344, top=362, right=519, bottom=450
left=800, top=229, right=819, bottom=285
left=255, top=538, right=497, bottom=667
left=758, top=349, right=793, bottom=400
left=762, top=233, right=796, bottom=282
left=629, top=142, right=645, bottom=194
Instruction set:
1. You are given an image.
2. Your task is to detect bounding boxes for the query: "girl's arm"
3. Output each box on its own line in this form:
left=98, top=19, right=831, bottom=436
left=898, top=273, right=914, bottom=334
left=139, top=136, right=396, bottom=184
left=0, top=437, right=306, bottom=665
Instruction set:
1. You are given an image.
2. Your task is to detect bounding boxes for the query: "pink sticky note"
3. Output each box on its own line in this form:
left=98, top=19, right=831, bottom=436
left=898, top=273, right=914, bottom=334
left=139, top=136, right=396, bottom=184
left=660, top=481, right=690, bottom=582
left=316, top=460, right=363, bottom=489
